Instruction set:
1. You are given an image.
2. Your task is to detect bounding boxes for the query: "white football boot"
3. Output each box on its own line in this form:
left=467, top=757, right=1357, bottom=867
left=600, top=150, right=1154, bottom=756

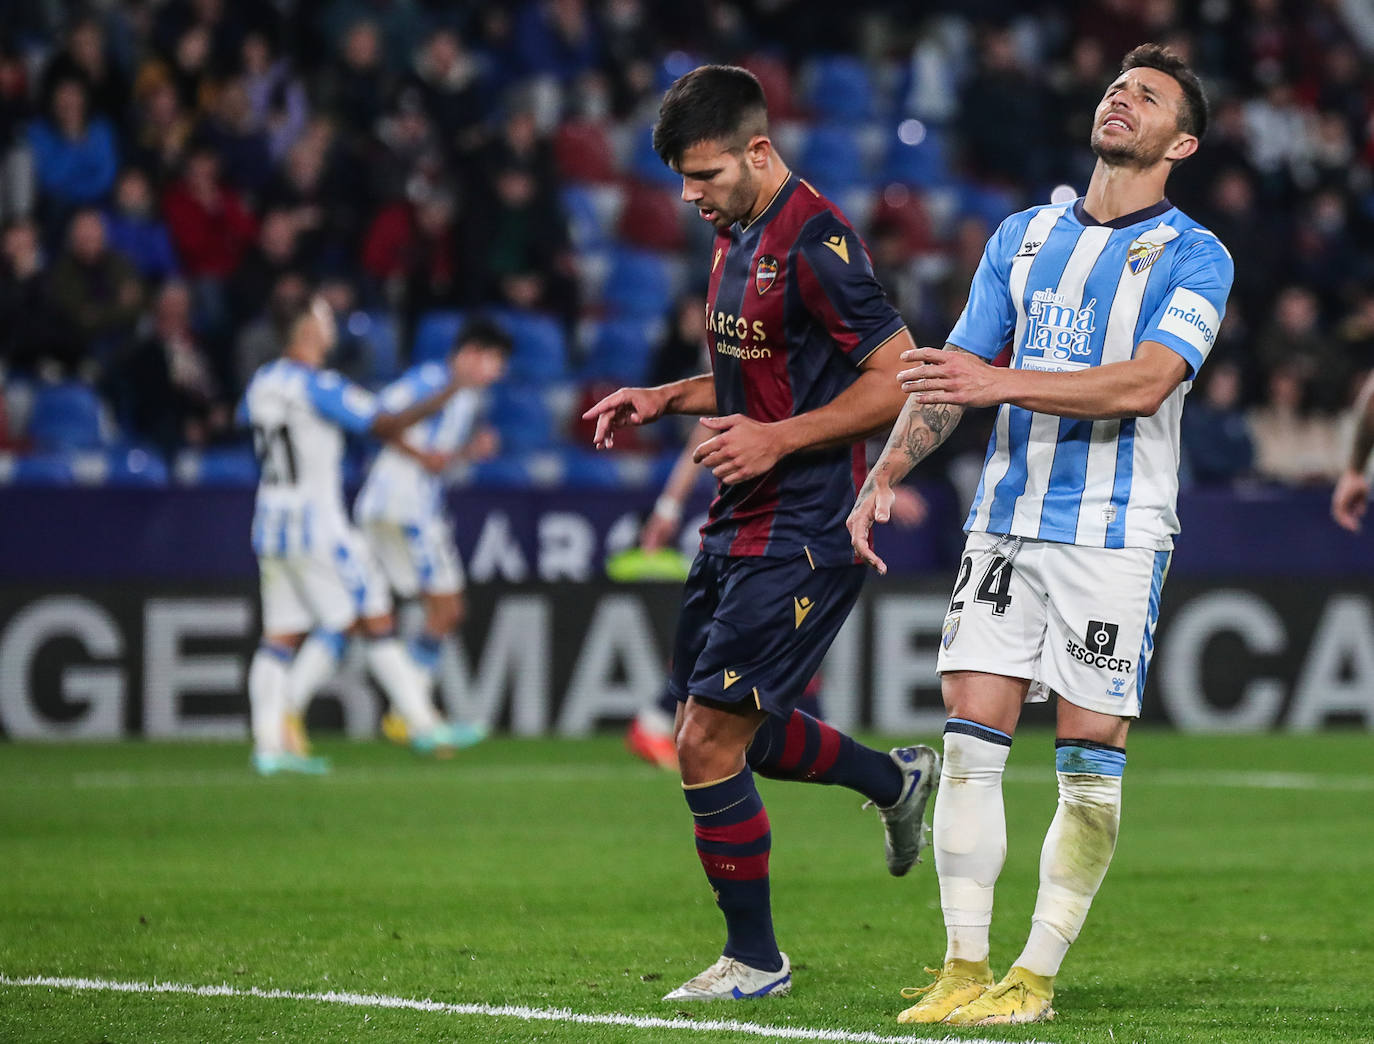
left=662, top=952, right=792, bottom=1001
left=867, top=745, right=940, bottom=876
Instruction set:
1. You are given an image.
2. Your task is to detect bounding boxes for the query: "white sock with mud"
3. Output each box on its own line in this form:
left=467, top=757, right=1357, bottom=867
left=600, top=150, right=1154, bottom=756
left=934, top=720, right=1013, bottom=964
left=367, top=637, right=442, bottom=734
left=248, top=644, right=292, bottom=756
left=1014, top=742, right=1126, bottom=979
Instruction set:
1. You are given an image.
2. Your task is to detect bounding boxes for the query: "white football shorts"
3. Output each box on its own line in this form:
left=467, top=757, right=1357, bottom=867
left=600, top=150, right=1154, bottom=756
left=258, top=530, right=392, bottom=636
left=935, top=532, right=1171, bottom=717
left=360, top=516, right=465, bottom=600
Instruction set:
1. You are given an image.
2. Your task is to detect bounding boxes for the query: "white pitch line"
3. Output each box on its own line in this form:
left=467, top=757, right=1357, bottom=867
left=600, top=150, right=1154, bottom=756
left=0, top=973, right=1051, bottom=1044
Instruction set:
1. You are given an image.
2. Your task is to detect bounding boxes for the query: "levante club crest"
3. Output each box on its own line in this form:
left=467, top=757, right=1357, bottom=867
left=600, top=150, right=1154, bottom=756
left=755, top=254, right=779, bottom=295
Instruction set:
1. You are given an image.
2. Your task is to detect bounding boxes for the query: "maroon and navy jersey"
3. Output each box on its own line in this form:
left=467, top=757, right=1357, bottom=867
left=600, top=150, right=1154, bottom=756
left=701, top=174, right=905, bottom=564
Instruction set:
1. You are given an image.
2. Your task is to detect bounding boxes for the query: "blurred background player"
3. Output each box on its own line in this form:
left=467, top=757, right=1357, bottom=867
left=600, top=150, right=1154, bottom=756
left=583, top=65, right=939, bottom=1003
left=354, top=318, right=512, bottom=750
left=1331, top=371, right=1374, bottom=531
left=240, top=296, right=466, bottom=774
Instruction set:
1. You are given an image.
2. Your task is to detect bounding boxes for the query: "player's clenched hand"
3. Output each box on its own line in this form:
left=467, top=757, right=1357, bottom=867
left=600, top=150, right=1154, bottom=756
left=693, top=414, right=779, bottom=484
left=581, top=386, right=668, bottom=449
left=1331, top=469, right=1370, bottom=532
left=847, top=482, right=896, bottom=575
left=898, top=346, right=1004, bottom=407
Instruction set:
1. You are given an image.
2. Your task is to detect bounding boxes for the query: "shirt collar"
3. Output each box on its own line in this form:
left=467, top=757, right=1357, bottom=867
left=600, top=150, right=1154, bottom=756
left=1073, top=196, right=1174, bottom=229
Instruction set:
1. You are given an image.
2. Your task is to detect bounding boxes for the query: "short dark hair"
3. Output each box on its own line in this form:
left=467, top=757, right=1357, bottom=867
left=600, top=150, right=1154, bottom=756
left=455, top=317, right=513, bottom=355
left=1121, top=43, right=1208, bottom=141
left=652, top=65, right=768, bottom=168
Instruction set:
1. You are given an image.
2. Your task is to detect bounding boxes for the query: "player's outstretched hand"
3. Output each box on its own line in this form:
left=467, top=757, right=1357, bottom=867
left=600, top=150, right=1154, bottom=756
left=847, top=482, right=896, bottom=575
left=581, top=387, right=668, bottom=449
left=692, top=414, right=779, bottom=484
left=898, top=346, right=1002, bottom=407
left=1331, top=469, right=1370, bottom=532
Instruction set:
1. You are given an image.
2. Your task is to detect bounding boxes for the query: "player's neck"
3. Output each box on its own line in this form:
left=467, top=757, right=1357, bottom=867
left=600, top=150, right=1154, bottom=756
left=743, top=161, right=791, bottom=227
left=1082, top=159, right=1171, bottom=224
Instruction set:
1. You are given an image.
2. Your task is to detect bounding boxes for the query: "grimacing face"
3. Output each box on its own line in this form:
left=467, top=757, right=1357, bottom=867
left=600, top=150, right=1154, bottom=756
left=674, top=138, right=762, bottom=231
left=1090, top=66, right=1194, bottom=169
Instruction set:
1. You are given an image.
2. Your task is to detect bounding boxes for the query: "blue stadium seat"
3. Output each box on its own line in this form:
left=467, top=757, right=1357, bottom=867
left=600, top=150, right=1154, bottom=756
left=558, top=448, right=628, bottom=488
left=350, top=310, right=402, bottom=386
left=26, top=382, right=106, bottom=450
left=103, top=447, right=169, bottom=487
left=580, top=318, right=657, bottom=385
left=630, top=125, right=682, bottom=189
left=882, top=125, right=951, bottom=188
left=807, top=56, right=876, bottom=122
left=411, top=310, right=467, bottom=364
left=601, top=248, right=673, bottom=319
left=488, top=384, right=555, bottom=452
left=497, top=311, right=569, bottom=382
left=179, top=446, right=260, bottom=487
left=800, top=125, right=869, bottom=195
left=560, top=183, right=614, bottom=250
left=469, top=454, right=533, bottom=488
left=9, top=452, right=76, bottom=486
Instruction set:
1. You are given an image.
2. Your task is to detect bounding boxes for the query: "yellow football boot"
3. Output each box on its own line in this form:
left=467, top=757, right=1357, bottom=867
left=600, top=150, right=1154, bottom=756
left=896, top=958, right=995, bottom=1024
left=943, top=965, right=1055, bottom=1025
left=283, top=712, right=311, bottom=756
left=380, top=710, right=409, bottom=745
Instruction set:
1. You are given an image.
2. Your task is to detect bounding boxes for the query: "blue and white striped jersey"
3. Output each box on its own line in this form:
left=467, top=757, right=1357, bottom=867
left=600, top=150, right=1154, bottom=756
left=354, top=362, right=476, bottom=525
left=949, top=197, right=1233, bottom=550
left=239, top=358, right=378, bottom=556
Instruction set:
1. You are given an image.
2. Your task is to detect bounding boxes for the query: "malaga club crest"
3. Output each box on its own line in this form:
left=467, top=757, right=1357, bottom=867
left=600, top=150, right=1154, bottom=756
left=755, top=254, right=779, bottom=295
left=1127, top=238, right=1165, bottom=276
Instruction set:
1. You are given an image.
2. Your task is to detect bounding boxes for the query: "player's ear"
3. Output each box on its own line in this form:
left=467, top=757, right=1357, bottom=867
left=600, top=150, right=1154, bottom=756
left=1166, top=133, right=1198, bottom=164
left=745, top=135, right=772, bottom=170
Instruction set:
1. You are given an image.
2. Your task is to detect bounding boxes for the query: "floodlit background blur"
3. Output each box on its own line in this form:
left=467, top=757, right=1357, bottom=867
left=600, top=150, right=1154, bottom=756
left=2, top=0, right=1372, bottom=739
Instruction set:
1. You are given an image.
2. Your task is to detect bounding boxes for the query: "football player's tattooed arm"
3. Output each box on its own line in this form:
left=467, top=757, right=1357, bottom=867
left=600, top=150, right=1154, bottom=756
left=847, top=344, right=967, bottom=573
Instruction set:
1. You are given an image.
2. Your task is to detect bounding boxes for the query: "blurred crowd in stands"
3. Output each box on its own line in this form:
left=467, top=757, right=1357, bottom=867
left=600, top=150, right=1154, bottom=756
left=1, top=0, right=1372, bottom=491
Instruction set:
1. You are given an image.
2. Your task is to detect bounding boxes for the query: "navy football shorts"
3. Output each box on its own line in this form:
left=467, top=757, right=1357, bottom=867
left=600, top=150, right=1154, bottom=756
left=667, top=550, right=865, bottom=718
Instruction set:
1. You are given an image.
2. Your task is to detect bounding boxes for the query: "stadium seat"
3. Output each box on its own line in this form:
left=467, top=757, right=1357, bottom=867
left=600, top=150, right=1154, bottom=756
left=469, top=454, right=533, bottom=488
left=488, top=384, right=555, bottom=452
left=349, top=311, right=402, bottom=386
left=558, top=448, right=627, bottom=488
left=411, top=311, right=467, bottom=364
left=496, top=311, right=569, bottom=382
left=560, top=183, right=625, bottom=251
left=806, top=56, right=876, bottom=123
left=7, top=452, right=75, bottom=486
left=741, top=53, right=798, bottom=119
left=26, top=382, right=108, bottom=450
left=579, top=318, right=659, bottom=385
left=799, top=124, right=869, bottom=196
left=102, top=447, right=170, bottom=487
left=601, top=248, right=674, bottom=319
left=177, top=445, right=260, bottom=487
left=882, top=125, right=952, bottom=188
left=618, top=182, right=686, bottom=252
left=553, top=119, right=619, bottom=183
left=629, top=125, right=682, bottom=189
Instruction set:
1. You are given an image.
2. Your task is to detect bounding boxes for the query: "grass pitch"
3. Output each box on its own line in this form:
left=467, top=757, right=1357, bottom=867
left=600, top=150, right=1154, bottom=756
left=1, top=731, right=1371, bottom=1043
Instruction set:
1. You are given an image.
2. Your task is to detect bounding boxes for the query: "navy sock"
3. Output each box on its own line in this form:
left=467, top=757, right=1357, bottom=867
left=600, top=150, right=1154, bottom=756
left=747, top=710, right=902, bottom=807
left=656, top=683, right=679, bottom=718
left=683, top=767, right=781, bottom=972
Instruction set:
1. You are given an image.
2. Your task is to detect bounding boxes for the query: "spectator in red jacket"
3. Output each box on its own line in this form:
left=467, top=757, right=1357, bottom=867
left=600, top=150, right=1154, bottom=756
left=162, top=145, right=258, bottom=280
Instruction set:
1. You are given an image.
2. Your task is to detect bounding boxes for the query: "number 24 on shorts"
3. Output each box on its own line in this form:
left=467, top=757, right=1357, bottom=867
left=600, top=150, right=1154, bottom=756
left=949, top=554, right=1014, bottom=617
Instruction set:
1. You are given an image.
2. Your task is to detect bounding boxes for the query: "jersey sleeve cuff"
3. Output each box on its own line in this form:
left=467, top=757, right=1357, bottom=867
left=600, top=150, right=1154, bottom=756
left=850, top=319, right=908, bottom=365
left=1140, top=331, right=1204, bottom=380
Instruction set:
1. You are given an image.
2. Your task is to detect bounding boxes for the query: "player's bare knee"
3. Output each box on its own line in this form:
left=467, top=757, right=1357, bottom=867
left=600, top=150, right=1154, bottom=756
left=941, top=670, right=1025, bottom=736
left=676, top=706, right=749, bottom=785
